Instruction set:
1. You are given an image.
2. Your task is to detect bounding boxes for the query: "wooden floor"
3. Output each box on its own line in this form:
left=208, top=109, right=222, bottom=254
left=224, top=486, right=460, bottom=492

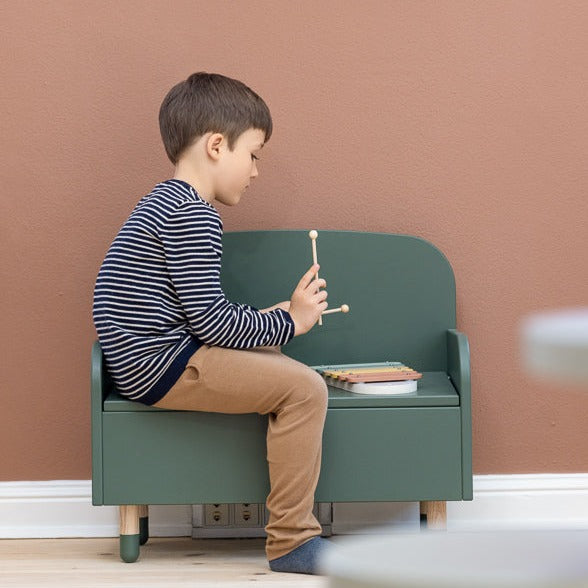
left=0, top=537, right=328, bottom=587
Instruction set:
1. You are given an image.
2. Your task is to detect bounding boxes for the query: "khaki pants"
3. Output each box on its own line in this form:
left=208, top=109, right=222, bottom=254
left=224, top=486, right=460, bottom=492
left=153, top=344, right=328, bottom=561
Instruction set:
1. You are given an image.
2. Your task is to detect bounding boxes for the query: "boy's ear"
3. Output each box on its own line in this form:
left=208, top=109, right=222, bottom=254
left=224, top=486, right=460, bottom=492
left=206, top=133, right=226, bottom=161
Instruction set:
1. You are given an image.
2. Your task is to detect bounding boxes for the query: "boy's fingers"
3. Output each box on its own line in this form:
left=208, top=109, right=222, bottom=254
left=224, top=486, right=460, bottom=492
left=308, top=278, right=327, bottom=292
left=296, top=264, right=321, bottom=290
left=309, top=282, right=328, bottom=302
left=313, top=289, right=328, bottom=302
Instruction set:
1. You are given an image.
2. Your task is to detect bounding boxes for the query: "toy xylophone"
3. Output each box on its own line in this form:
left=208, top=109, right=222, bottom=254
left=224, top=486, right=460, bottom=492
left=313, top=362, right=422, bottom=395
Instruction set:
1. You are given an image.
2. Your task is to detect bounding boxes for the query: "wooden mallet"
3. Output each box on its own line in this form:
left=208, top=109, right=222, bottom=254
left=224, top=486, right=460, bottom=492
left=309, top=230, right=323, bottom=325
left=322, top=304, right=350, bottom=315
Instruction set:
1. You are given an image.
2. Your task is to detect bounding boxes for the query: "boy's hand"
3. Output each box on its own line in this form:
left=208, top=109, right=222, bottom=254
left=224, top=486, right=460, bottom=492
left=289, top=264, right=328, bottom=336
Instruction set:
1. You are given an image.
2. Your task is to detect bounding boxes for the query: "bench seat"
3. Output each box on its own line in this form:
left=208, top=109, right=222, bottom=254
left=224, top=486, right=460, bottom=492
left=104, top=371, right=459, bottom=411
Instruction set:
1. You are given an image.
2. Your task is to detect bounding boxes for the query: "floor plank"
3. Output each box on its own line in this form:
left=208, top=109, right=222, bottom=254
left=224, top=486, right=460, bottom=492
left=0, top=538, right=328, bottom=587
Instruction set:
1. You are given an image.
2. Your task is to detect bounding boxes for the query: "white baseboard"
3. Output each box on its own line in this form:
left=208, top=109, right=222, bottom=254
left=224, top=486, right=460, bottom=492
left=0, top=481, right=192, bottom=538
left=448, top=474, right=588, bottom=530
left=0, top=475, right=587, bottom=538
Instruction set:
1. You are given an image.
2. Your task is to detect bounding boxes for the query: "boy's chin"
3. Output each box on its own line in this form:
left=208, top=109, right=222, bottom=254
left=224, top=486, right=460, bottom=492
left=216, top=193, right=242, bottom=207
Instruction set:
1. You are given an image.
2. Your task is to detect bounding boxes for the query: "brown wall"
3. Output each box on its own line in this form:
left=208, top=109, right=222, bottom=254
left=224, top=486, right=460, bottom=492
left=2, top=1, right=587, bottom=481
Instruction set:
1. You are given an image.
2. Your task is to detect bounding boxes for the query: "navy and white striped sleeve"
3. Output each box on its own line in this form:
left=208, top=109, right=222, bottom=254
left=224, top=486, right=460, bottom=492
left=160, top=202, right=295, bottom=348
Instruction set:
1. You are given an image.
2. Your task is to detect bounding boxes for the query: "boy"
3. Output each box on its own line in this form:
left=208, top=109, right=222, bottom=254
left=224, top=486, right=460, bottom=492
left=93, top=72, right=330, bottom=574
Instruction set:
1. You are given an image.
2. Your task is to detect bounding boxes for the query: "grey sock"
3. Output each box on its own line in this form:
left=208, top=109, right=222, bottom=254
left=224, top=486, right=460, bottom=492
left=269, top=536, right=330, bottom=575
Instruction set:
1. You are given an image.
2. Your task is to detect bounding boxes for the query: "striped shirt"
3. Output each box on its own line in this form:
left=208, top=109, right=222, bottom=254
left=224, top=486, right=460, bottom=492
left=93, top=179, right=295, bottom=405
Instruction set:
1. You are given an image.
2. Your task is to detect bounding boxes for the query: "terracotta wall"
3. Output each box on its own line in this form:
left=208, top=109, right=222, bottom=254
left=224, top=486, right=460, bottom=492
left=2, top=1, right=587, bottom=481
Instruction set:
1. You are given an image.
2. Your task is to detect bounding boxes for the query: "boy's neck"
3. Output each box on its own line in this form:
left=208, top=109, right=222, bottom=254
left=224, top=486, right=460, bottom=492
left=173, top=163, right=215, bottom=204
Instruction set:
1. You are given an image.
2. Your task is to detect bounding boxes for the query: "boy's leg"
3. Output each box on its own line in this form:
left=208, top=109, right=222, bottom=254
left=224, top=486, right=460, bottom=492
left=153, top=344, right=328, bottom=561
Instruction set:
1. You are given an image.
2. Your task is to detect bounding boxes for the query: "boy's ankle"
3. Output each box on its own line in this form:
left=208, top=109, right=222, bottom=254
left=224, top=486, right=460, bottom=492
left=269, top=536, right=330, bottom=575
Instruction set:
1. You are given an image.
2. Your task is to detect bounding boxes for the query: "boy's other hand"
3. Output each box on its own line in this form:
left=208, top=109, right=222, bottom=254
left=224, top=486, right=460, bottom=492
left=289, top=264, right=328, bottom=336
left=260, top=301, right=291, bottom=313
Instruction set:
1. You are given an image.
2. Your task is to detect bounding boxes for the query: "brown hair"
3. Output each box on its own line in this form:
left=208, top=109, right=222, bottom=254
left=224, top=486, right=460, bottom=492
left=159, top=72, right=273, bottom=164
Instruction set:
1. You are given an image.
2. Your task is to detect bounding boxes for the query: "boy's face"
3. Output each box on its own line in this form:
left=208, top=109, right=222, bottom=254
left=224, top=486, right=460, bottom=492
left=213, top=128, right=265, bottom=206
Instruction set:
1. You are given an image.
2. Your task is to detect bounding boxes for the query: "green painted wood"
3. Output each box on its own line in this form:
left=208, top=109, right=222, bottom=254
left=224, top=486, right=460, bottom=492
left=221, top=231, right=456, bottom=371
left=447, top=329, right=473, bottom=500
left=139, top=517, right=149, bottom=546
left=91, top=231, right=472, bottom=509
left=119, top=534, right=140, bottom=563
left=90, top=341, right=104, bottom=505
left=102, top=411, right=271, bottom=504
left=316, top=407, right=462, bottom=502
left=101, top=406, right=461, bottom=505
left=103, top=371, right=458, bottom=412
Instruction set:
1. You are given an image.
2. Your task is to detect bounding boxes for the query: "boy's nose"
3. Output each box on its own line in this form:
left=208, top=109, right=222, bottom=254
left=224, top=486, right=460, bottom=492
left=251, top=161, right=259, bottom=178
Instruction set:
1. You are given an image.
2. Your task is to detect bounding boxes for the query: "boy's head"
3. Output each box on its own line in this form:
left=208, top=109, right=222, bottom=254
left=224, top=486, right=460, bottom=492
left=159, top=72, right=272, bottom=165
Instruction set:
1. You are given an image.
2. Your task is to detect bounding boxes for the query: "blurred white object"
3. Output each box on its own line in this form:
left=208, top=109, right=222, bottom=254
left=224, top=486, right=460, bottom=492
left=321, top=528, right=588, bottom=587
left=521, top=307, right=588, bottom=385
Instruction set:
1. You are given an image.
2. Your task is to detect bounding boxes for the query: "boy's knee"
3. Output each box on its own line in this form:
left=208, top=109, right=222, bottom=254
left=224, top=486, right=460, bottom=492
left=292, top=368, right=328, bottom=412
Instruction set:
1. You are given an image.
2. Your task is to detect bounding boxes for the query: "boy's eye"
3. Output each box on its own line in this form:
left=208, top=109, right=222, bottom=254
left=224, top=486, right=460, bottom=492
left=251, top=154, right=260, bottom=161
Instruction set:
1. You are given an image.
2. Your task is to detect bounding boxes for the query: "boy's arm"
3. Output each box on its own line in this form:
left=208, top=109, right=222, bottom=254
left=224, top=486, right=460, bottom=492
left=161, top=203, right=296, bottom=348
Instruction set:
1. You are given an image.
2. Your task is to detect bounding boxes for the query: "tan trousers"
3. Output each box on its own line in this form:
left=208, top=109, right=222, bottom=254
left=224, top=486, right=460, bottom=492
left=153, top=344, right=328, bottom=561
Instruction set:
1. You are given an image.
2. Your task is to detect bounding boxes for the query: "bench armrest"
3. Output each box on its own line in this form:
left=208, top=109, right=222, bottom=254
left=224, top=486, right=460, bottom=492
left=447, top=329, right=473, bottom=499
left=447, top=330, right=470, bottom=398
left=91, top=341, right=104, bottom=504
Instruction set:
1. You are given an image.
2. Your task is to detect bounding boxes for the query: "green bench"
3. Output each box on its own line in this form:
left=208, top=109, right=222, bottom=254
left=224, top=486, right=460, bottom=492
left=91, top=230, right=472, bottom=562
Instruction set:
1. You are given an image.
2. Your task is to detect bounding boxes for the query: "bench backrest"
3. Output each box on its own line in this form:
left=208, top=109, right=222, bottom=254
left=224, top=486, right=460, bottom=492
left=221, top=231, right=456, bottom=371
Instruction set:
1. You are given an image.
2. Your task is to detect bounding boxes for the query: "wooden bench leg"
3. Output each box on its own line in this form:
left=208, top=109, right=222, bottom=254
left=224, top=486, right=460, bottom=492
left=120, top=505, right=140, bottom=562
left=420, top=501, right=447, bottom=530
left=139, top=505, right=149, bottom=545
